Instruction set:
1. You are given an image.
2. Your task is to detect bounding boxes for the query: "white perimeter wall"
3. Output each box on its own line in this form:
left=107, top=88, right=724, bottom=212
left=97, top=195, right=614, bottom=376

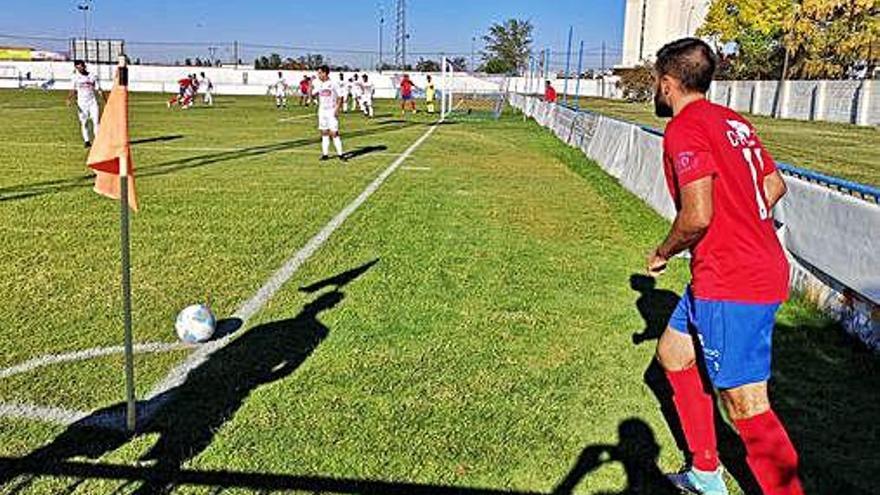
left=0, top=61, right=501, bottom=98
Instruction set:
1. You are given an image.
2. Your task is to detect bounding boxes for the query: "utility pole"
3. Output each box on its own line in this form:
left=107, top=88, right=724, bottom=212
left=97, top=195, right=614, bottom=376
left=77, top=1, right=91, bottom=62
left=471, top=36, right=476, bottom=74
left=378, top=2, right=385, bottom=70
left=394, top=0, right=407, bottom=69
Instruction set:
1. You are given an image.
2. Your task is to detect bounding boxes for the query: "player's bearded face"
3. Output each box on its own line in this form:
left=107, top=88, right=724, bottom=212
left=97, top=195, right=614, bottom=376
left=654, top=79, right=673, bottom=118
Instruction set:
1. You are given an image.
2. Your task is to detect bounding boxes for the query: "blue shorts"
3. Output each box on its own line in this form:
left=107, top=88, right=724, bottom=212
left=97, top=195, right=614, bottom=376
left=401, top=93, right=413, bottom=101
left=669, top=286, right=779, bottom=389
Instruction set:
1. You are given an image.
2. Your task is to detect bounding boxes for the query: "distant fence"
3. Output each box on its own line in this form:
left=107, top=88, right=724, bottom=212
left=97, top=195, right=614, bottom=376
left=508, top=93, right=880, bottom=350
left=708, top=79, right=878, bottom=126
left=0, top=60, right=498, bottom=99
left=506, top=78, right=880, bottom=127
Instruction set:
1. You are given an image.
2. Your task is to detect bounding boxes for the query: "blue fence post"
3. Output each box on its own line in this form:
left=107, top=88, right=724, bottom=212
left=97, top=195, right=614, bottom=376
left=545, top=48, right=551, bottom=82
left=563, top=26, right=573, bottom=105
left=574, top=40, right=584, bottom=110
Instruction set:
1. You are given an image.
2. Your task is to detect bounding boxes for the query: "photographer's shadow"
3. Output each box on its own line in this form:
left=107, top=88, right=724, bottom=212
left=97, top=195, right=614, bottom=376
left=6, top=260, right=379, bottom=494
left=553, top=418, right=679, bottom=495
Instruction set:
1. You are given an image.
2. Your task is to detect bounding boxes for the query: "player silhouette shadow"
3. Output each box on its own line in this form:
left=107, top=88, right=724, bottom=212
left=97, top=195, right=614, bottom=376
left=629, top=274, right=679, bottom=345
left=341, top=145, right=388, bottom=161
left=629, top=273, right=762, bottom=495
left=2, top=260, right=378, bottom=494
left=552, top=418, right=680, bottom=495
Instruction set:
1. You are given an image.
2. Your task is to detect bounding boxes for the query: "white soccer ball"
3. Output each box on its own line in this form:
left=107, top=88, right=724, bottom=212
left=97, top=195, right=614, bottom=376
left=175, top=304, right=216, bottom=344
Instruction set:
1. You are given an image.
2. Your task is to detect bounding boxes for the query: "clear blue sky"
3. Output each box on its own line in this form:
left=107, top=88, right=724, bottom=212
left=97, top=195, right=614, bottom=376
left=0, top=0, right=626, bottom=69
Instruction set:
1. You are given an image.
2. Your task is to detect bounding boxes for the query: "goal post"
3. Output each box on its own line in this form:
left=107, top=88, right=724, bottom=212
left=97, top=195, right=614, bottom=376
left=440, top=57, right=506, bottom=121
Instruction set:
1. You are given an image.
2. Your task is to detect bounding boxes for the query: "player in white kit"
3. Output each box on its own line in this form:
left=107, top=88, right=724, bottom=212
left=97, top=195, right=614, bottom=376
left=360, top=74, right=375, bottom=118
left=199, top=71, right=213, bottom=106
left=337, top=72, right=350, bottom=113
left=273, top=71, right=288, bottom=109
left=313, top=65, right=345, bottom=162
left=350, top=72, right=363, bottom=113
left=67, top=60, right=102, bottom=148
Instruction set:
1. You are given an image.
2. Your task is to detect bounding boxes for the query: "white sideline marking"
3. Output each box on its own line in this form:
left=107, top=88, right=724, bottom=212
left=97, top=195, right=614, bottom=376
left=0, top=402, right=90, bottom=425
left=277, top=114, right=314, bottom=122
left=0, top=121, right=440, bottom=427
left=0, top=342, right=184, bottom=379
left=401, top=166, right=431, bottom=171
left=147, top=121, right=440, bottom=400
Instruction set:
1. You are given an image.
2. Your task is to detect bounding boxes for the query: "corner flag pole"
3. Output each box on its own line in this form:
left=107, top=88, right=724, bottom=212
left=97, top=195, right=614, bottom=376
left=117, top=55, right=136, bottom=432
left=563, top=26, right=573, bottom=106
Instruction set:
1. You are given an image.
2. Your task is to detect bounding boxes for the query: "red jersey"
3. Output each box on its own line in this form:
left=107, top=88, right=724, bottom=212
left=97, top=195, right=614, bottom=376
left=400, top=79, right=414, bottom=96
left=178, top=78, right=191, bottom=88
left=663, top=99, right=789, bottom=303
left=300, top=79, right=310, bottom=92
left=545, top=86, right=557, bottom=103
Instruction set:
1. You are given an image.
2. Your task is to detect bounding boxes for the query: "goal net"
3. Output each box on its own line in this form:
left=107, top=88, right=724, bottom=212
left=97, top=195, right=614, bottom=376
left=440, top=59, right=507, bottom=121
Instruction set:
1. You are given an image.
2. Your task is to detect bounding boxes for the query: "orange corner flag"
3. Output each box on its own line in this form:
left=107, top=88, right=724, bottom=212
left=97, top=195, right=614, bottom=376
left=87, top=67, right=138, bottom=211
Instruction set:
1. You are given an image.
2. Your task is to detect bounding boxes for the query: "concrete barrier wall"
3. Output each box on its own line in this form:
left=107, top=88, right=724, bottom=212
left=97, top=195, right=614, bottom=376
left=710, top=79, right=878, bottom=126
left=509, top=93, right=880, bottom=350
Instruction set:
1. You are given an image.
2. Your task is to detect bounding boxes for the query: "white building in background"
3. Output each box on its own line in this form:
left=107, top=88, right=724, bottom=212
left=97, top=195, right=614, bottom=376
left=620, top=0, right=710, bottom=68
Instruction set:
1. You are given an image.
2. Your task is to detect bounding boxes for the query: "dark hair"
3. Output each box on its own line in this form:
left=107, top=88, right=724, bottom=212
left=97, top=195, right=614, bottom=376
left=655, top=38, right=717, bottom=93
left=318, top=65, right=330, bottom=74
left=73, top=59, right=85, bottom=66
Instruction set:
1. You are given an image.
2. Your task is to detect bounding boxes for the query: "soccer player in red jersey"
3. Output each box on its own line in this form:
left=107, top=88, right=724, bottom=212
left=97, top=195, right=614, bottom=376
left=544, top=80, right=557, bottom=103
left=648, top=38, right=803, bottom=495
left=399, top=74, right=418, bottom=115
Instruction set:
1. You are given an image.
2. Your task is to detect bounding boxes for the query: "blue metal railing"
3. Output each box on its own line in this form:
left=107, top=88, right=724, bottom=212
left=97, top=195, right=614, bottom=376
left=552, top=101, right=880, bottom=203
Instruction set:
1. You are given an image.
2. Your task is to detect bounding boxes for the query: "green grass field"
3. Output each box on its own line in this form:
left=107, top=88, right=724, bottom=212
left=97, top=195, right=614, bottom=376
left=0, top=90, right=877, bottom=495
left=571, top=97, right=880, bottom=188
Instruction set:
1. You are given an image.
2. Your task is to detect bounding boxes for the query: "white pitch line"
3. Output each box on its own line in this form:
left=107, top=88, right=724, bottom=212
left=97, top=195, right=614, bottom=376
left=0, top=342, right=184, bottom=379
left=148, top=121, right=441, bottom=400
left=401, top=166, right=431, bottom=171
left=0, top=122, right=441, bottom=427
left=277, top=114, right=315, bottom=122
left=0, top=402, right=91, bottom=425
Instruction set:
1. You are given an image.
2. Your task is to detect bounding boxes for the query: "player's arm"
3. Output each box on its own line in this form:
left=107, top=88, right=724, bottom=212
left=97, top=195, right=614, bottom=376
left=648, top=176, right=714, bottom=276
left=763, top=170, right=787, bottom=209
left=66, top=88, right=75, bottom=106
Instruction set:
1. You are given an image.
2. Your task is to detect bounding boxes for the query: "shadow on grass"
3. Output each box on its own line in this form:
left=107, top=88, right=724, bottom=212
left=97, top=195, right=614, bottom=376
left=129, top=135, right=184, bottom=145
left=630, top=273, right=880, bottom=495
left=342, top=145, right=388, bottom=161
left=0, top=417, right=683, bottom=494
left=0, top=260, right=377, bottom=493
left=0, top=121, right=417, bottom=203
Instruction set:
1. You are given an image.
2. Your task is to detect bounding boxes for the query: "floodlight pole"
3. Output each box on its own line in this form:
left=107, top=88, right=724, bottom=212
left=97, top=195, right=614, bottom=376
left=117, top=55, right=136, bottom=433
left=574, top=40, right=584, bottom=110
left=563, top=26, right=573, bottom=105
left=378, top=4, right=384, bottom=71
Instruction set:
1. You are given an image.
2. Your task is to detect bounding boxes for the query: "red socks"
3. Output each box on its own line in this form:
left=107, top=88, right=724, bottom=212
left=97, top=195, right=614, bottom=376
left=666, top=366, right=719, bottom=471
left=735, top=410, right=804, bottom=495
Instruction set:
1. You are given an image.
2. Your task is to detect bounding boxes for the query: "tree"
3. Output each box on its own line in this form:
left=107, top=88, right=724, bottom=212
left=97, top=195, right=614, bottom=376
left=297, top=53, right=325, bottom=70
left=698, top=0, right=792, bottom=79
left=481, top=58, right=514, bottom=74
left=700, top=0, right=880, bottom=80
left=616, top=63, right=654, bottom=102
left=785, top=0, right=879, bottom=79
left=481, top=18, right=533, bottom=74
left=415, top=58, right=441, bottom=72
left=184, top=58, right=193, bottom=66
left=450, top=56, right=467, bottom=72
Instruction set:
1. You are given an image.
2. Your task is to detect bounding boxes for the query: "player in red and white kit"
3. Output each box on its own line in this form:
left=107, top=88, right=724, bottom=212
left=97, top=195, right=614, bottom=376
left=167, top=75, right=192, bottom=108
left=399, top=74, right=417, bottom=115
left=67, top=60, right=102, bottom=147
left=648, top=38, right=802, bottom=495
left=312, top=65, right=345, bottom=162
